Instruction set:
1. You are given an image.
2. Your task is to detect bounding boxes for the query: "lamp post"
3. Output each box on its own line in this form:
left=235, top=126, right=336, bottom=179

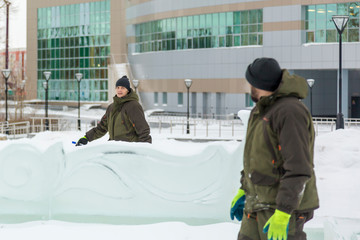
left=1, top=69, right=11, bottom=125
left=4, top=0, right=10, bottom=73
left=43, top=71, right=51, bottom=130
left=75, top=73, right=83, bottom=131
left=307, top=79, right=315, bottom=116
left=184, top=79, right=192, bottom=134
left=20, top=80, right=26, bottom=120
left=332, top=15, right=349, bottom=130
left=132, top=79, right=139, bottom=93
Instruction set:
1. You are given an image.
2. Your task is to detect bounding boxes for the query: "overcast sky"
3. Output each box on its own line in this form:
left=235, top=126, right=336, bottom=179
left=0, top=0, right=27, bottom=50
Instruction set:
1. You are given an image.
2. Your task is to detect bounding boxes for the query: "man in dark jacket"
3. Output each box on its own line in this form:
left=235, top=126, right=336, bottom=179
left=230, top=58, right=319, bottom=240
left=76, top=75, right=152, bottom=145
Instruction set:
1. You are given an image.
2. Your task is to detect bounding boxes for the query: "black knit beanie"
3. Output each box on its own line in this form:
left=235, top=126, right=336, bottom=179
left=245, top=58, right=282, bottom=91
left=116, top=75, right=131, bottom=92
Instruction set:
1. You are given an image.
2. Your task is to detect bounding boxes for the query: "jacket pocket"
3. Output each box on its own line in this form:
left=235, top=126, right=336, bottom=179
left=250, top=170, right=278, bottom=186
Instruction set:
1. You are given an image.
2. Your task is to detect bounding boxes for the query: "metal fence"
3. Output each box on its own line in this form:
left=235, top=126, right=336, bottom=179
left=0, top=121, right=30, bottom=139
left=1, top=116, right=360, bottom=140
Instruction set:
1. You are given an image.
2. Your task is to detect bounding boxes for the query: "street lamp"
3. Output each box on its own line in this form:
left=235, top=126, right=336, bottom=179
left=1, top=69, right=11, bottom=124
left=332, top=15, right=349, bottom=130
left=184, top=79, right=192, bottom=134
left=43, top=71, right=51, bottom=130
left=307, top=79, right=315, bottom=116
left=75, top=73, right=83, bottom=131
left=132, top=79, right=139, bottom=93
left=20, top=80, right=26, bottom=120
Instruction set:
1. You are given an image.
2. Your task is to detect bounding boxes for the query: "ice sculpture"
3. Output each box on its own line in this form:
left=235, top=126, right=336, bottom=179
left=0, top=140, right=243, bottom=225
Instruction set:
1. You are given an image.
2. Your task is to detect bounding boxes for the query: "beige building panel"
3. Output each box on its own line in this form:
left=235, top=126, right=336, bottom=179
left=264, top=20, right=304, bottom=31
left=127, top=0, right=356, bottom=25
left=137, top=78, right=250, bottom=94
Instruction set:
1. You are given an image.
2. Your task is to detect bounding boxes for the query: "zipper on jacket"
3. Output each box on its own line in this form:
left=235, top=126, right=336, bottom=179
left=262, top=117, right=278, bottom=166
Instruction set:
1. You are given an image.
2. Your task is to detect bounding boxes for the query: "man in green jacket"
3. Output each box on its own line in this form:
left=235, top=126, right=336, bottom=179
left=230, top=58, right=319, bottom=240
left=76, top=75, right=152, bottom=145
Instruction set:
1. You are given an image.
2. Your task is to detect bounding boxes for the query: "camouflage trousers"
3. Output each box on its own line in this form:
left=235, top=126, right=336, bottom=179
left=237, top=209, right=314, bottom=240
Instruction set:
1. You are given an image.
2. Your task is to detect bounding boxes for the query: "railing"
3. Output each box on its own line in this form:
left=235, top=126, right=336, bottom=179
left=312, top=117, right=360, bottom=135
left=0, top=121, right=30, bottom=139
left=1, top=116, right=360, bottom=140
left=30, top=117, right=98, bottom=133
left=147, top=116, right=244, bottom=139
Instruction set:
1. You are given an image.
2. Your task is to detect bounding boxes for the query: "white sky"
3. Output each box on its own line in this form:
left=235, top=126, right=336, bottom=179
left=0, top=0, right=27, bottom=50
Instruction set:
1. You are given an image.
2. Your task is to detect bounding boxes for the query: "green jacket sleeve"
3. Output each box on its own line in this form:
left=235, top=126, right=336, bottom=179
left=126, top=101, right=152, bottom=143
left=85, top=106, right=110, bottom=141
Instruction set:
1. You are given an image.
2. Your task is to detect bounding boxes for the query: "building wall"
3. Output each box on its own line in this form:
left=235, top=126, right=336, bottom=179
left=26, top=0, right=360, bottom=117
left=126, top=0, right=360, bottom=117
left=26, top=0, right=127, bottom=103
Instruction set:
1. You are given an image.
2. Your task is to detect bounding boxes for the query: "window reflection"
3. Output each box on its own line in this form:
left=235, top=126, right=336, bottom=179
left=37, top=0, right=110, bottom=101
left=135, top=9, right=263, bottom=53
left=305, top=2, right=360, bottom=43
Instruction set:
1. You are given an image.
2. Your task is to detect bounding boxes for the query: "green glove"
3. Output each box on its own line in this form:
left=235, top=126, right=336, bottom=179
left=263, top=209, right=291, bottom=240
left=76, top=136, right=88, bottom=146
left=230, top=189, right=246, bottom=221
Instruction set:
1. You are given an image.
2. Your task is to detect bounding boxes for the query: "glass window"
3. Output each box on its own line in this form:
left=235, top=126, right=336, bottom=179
left=234, top=35, right=240, bottom=46
left=249, top=10, right=258, bottom=24
left=213, top=13, right=219, bottom=27
left=249, top=34, right=257, bottom=45
left=315, top=30, right=325, bottom=42
left=206, top=14, right=212, bottom=28
left=226, top=35, right=233, bottom=47
left=154, top=92, right=158, bottom=105
left=234, top=12, right=241, bottom=25
left=177, top=92, right=183, bottom=105
left=349, top=29, right=359, bottom=42
left=193, top=15, right=199, bottom=28
left=134, top=9, right=263, bottom=52
left=219, top=12, right=226, bottom=26
left=337, top=3, right=348, bottom=15
left=162, top=92, right=167, bottom=105
left=306, top=3, right=359, bottom=43
left=187, top=16, right=193, bottom=29
left=241, top=11, right=249, bottom=24
left=200, top=15, right=206, bottom=28
left=226, top=12, right=233, bottom=26
left=219, top=36, right=225, bottom=47
left=326, top=29, right=336, bottom=42
left=241, top=34, right=249, bottom=45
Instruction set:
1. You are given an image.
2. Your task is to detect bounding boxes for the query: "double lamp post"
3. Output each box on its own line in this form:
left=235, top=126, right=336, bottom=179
left=42, top=72, right=83, bottom=131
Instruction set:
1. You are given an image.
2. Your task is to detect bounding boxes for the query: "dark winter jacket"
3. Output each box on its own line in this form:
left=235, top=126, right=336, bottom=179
left=85, top=90, right=152, bottom=143
left=241, top=70, right=319, bottom=214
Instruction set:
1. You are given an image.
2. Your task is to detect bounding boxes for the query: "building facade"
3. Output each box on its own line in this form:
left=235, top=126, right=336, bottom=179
left=26, top=0, right=360, bottom=117
left=0, top=48, right=26, bottom=98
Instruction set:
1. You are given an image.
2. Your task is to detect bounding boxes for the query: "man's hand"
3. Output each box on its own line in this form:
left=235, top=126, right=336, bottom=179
left=230, top=189, right=246, bottom=221
left=263, top=209, right=291, bottom=240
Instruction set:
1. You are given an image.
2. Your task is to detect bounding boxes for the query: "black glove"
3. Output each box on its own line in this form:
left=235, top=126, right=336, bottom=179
left=76, top=136, right=88, bottom=146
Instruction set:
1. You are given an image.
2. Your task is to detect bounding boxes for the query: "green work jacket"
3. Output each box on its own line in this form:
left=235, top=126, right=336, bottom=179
left=241, top=70, right=319, bottom=214
left=86, top=90, right=152, bottom=143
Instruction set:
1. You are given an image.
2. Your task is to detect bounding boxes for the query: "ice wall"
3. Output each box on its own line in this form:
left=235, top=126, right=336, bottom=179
left=0, top=140, right=243, bottom=225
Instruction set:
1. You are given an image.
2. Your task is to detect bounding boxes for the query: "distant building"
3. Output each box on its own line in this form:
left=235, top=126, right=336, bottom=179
left=26, top=1, right=360, bottom=117
left=0, top=48, right=26, bottom=97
